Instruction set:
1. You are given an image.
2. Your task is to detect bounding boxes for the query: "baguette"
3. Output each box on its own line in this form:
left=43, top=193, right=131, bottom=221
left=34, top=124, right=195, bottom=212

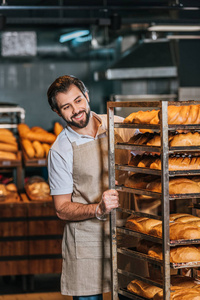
left=26, top=131, right=56, bottom=144
left=0, top=134, right=17, bottom=145
left=54, top=122, right=64, bottom=136
left=0, top=150, right=17, bottom=160
left=21, top=139, right=35, bottom=158
left=32, top=141, right=45, bottom=158
left=0, top=128, right=15, bottom=136
left=127, top=279, right=162, bottom=299
left=42, top=143, right=51, bottom=157
left=18, top=123, right=31, bottom=138
left=150, top=156, right=200, bottom=171
left=0, top=142, right=18, bottom=153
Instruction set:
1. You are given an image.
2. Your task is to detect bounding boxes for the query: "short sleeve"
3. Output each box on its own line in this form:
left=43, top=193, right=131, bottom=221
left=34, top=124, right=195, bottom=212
left=47, top=148, right=73, bottom=195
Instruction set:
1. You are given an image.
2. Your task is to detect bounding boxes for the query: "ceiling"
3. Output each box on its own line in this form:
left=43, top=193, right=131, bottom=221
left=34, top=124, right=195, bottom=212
left=0, top=0, right=199, bottom=32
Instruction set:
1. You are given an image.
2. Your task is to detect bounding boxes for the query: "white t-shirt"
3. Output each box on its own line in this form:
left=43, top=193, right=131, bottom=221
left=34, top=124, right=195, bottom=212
left=48, top=112, right=138, bottom=196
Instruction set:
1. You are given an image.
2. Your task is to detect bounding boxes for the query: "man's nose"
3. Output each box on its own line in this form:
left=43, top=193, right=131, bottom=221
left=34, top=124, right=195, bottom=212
left=72, top=104, right=79, bottom=115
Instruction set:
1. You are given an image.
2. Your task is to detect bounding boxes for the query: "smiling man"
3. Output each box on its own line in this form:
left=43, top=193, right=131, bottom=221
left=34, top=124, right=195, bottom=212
left=47, top=75, right=134, bottom=300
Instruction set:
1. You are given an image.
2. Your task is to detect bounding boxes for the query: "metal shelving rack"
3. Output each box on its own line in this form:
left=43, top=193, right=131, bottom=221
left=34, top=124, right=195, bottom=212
left=107, top=100, right=200, bottom=300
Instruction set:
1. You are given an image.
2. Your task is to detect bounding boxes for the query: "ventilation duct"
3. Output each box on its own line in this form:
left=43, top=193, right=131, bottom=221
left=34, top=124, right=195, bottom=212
left=94, top=39, right=178, bottom=81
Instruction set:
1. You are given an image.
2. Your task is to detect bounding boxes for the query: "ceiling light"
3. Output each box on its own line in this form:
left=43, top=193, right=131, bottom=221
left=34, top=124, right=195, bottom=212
left=148, top=25, right=200, bottom=32
left=59, top=30, right=90, bottom=43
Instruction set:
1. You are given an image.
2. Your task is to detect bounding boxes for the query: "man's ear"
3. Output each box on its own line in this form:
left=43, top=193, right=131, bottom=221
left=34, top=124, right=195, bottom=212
left=54, top=109, right=61, bottom=117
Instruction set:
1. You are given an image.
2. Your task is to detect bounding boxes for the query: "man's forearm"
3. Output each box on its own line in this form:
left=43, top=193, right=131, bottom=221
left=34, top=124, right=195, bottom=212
left=54, top=200, right=98, bottom=221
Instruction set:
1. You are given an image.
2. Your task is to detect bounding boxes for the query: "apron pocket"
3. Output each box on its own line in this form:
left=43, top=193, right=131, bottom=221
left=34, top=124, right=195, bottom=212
left=75, top=241, right=110, bottom=259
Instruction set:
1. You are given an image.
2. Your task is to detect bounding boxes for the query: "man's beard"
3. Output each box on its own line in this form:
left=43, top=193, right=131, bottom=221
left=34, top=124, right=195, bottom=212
left=63, top=109, right=91, bottom=129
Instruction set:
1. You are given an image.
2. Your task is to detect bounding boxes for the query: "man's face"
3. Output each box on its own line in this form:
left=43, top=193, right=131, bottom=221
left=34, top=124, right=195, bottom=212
left=55, top=84, right=90, bottom=129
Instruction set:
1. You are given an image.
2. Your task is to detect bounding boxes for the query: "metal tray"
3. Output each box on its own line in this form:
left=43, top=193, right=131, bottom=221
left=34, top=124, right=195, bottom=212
left=118, top=247, right=200, bottom=269
left=118, top=226, right=200, bottom=246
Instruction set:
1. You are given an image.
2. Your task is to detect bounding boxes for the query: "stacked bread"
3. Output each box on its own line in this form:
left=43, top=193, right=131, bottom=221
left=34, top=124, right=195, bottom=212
left=124, top=174, right=200, bottom=194
left=128, top=131, right=200, bottom=147
left=126, top=213, right=200, bottom=241
left=25, top=176, right=52, bottom=201
left=0, top=183, right=20, bottom=202
left=124, top=104, right=200, bottom=125
left=0, top=128, right=18, bottom=160
left=18, top=122, right=63, bottom=159
left=127, top=276, right=200, bottom=299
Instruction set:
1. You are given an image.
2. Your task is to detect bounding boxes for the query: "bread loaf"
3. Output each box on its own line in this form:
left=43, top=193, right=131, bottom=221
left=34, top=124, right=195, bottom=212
left=42, top=143, right=51, bottom=157
left=32, top=141, right=45, bottom=158
left=124, top=174, right=158, bottom=189
left=127, top=279, right=162, bottom=299
left=21, top=139, right=35, bottom=158
left=25, top=178, right=52, bottom=201
left=54, top=122, right=64, bottom=136
left=126, top=217, right=162, bottom=234
left=0, top=134, right=17, bottom=145
left=148, top=244, right=200, bottom=263
left=154, top=288, right=200, bottom=300
left=0, top=142, right=18, bottom=153
left=0, top=150, right=17, bottom=160
left=150, top=156, right=200, bottom=171
left=124, top=104, right=200, bottom=125
left=18, top=123, right=56, bottom=144
left=146, top=177, right=200, bottom=194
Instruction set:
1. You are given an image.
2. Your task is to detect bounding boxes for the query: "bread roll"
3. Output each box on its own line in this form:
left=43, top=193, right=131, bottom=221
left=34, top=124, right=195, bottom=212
left=32, top=141, right=45, bottom=158
left=124, top=174, right=158, bottom=189
left=0, top=128, right=15, bottom=136
left=54, top=122, right=64, bottom=136
left=0, top=151, right=17, bottom=160
left=21, top=139, right=35, bottom=158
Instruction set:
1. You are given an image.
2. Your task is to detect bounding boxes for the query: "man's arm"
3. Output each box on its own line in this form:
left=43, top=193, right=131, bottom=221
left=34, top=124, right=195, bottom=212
left=53, top=189, right=119, bottom=221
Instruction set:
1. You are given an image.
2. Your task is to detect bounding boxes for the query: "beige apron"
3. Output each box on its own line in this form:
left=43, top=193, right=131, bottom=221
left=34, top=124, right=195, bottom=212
left=61, top=136, right=111, bottom=296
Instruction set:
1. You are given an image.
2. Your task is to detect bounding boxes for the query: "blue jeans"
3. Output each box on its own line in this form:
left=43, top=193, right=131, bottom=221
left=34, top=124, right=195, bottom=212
left=73, top=295, right=103, bottom=300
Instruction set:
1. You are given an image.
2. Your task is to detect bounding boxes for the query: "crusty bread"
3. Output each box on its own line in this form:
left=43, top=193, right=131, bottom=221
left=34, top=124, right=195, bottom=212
left=124, top=174, right=158, bottom=189
left=42, top=143, right=51, bottom=157
left=148, top=244, right=200, bottom=263
left=32, top=141, right=45, bottom=158
left=154, top=288, right=200, bottom=300
left=54, top=122, right=64, bottom=136
left=18, top=123, right=56, bottom=144
left=127, top=279, right=162, bottom=299
left=150, top=156, right=200, bottom=171
left=21, top=139, right=35, bottom=158
left=126, top=217, right=162, bottom=234
left=146, top=177, right=200, bottom=194
left=0, top=150, right=17, bottom=160
left=124, top=104, right=200, bottom=125
left=0, top=142, right=18, bottom=153
left=18, top=123, right=31, bottom=138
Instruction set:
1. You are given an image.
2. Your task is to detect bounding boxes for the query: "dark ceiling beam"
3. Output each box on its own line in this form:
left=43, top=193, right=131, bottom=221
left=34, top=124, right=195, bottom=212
left=0, top=5, right=199, bottom=11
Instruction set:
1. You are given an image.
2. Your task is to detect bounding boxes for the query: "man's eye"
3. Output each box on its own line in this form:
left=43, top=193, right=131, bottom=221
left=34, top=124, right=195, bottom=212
left=76, top=99, right=82, bottom=103
left=63, top=106, right=69, bottom=110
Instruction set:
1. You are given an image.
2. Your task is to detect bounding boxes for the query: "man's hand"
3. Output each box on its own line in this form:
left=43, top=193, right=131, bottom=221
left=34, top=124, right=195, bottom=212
left=95, top=189, right=119, bottom=220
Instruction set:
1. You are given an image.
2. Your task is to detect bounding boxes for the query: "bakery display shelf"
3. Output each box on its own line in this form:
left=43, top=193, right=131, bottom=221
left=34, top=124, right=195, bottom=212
left=114, top=122, right=200, bottom=131
left=117, top=247, right=163, bottom=266
left=118, top=247, right=200, bottom=270
left=117, top=227, right=200, bottom=247
left=169, top=146, right=200, bottom=154
left=115, top=164, right=161, bottom=176
left=117, top=227, right=162, bottom=244
left=116, top=164, right=200, bottom=177
left=193, top=203, right=200, bottom=210
left=116, top=185, right=200, bottom=200
left=21, top=148, right=47, bottom=167
left=119, top=288, right=149, bottom=300
left=118, top=268, right=163, bottom=288
left=116, top=185, right=162, bottom=199
left=115, top=143, right=161, bottom=153
left=117, top=207, right=161, bottom=220
left=0, top=151, right=21, bottom=167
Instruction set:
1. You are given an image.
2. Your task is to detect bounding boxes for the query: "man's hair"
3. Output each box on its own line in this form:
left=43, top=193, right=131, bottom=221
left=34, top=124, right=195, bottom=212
left=47, top=75, right=88, bottom=112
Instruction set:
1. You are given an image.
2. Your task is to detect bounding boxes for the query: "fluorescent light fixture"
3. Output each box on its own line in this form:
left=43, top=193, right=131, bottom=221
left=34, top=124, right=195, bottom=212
left=148, top=25, right=200, bottom=32
left=59, top=30, right=90, bottom=43
left=167, top=35, right=200, bottom=39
